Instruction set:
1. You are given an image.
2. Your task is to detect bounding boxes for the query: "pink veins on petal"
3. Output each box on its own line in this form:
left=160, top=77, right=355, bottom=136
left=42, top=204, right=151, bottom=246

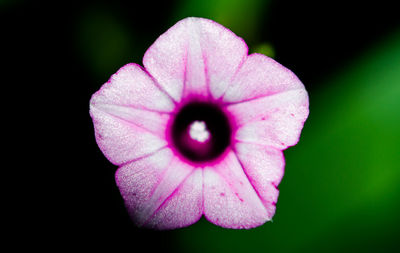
left=89, top=17, right=309, bottom=230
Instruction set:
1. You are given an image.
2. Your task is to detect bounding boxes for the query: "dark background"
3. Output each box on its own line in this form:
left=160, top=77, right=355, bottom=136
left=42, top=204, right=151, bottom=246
left=3, top=0, right=399, bottom=251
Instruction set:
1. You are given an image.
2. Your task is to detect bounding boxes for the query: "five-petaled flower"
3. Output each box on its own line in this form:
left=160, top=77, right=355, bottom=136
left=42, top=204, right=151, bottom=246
left=89, top=17, right=309, bottom=230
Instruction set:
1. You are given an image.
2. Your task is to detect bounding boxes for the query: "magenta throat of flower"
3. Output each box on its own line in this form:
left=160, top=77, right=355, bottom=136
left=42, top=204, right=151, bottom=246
left=171, top=102, right=231, bottom=162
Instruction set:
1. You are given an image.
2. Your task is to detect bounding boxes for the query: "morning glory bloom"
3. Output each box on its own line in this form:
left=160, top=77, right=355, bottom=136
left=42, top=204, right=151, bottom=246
left=89, top=17, right=309, bottom=229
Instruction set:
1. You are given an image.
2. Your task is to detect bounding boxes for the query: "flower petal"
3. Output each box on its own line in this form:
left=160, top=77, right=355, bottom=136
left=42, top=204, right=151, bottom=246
left=228, top=89, right=309, bottom=149
left=223, top=53, right=305, bottom=103
left=234, top=142, right=284, bottom=218
left=203, top=150, right=269, bottom=229
left=90, top=63, right=175, bottom=112
left=143, top=17, right=248, bottom=102
left=115, top=148, right=201, bottom=229
left=90, top=107, right=168, bottom=165
left=144, top=169, right=203, bottom=230
left=91, top=104, right=170, bottom=138
left=90, top=63, right=176, bottom=165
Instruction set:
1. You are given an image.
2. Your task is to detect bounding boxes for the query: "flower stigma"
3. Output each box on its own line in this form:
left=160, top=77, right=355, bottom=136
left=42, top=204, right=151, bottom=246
left=189, top=121, right=210, bottom=143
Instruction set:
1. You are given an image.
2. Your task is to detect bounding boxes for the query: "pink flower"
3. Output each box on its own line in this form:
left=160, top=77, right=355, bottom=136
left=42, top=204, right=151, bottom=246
left=89, top=17, right=309, bottom=230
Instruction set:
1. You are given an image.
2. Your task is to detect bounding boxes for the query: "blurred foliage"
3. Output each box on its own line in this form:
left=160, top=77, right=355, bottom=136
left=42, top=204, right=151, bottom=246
left=174, top=0, right=270, bottom=44
left=252, top=42, right=276, bottom=58
left=75, top=6, right=135, bottom=82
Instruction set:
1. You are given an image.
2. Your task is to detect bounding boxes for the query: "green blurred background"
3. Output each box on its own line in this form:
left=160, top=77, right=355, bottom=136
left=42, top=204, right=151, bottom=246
left=5, top=0, right=399, bottom=251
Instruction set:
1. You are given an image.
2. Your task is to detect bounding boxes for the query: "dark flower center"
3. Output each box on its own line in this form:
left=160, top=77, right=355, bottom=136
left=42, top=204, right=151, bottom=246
left=171, top=102, right=231, bottom=162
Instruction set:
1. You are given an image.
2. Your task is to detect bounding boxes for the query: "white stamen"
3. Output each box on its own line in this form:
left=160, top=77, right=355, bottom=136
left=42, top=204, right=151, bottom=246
left=189, top=121, right=210, bottom=142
